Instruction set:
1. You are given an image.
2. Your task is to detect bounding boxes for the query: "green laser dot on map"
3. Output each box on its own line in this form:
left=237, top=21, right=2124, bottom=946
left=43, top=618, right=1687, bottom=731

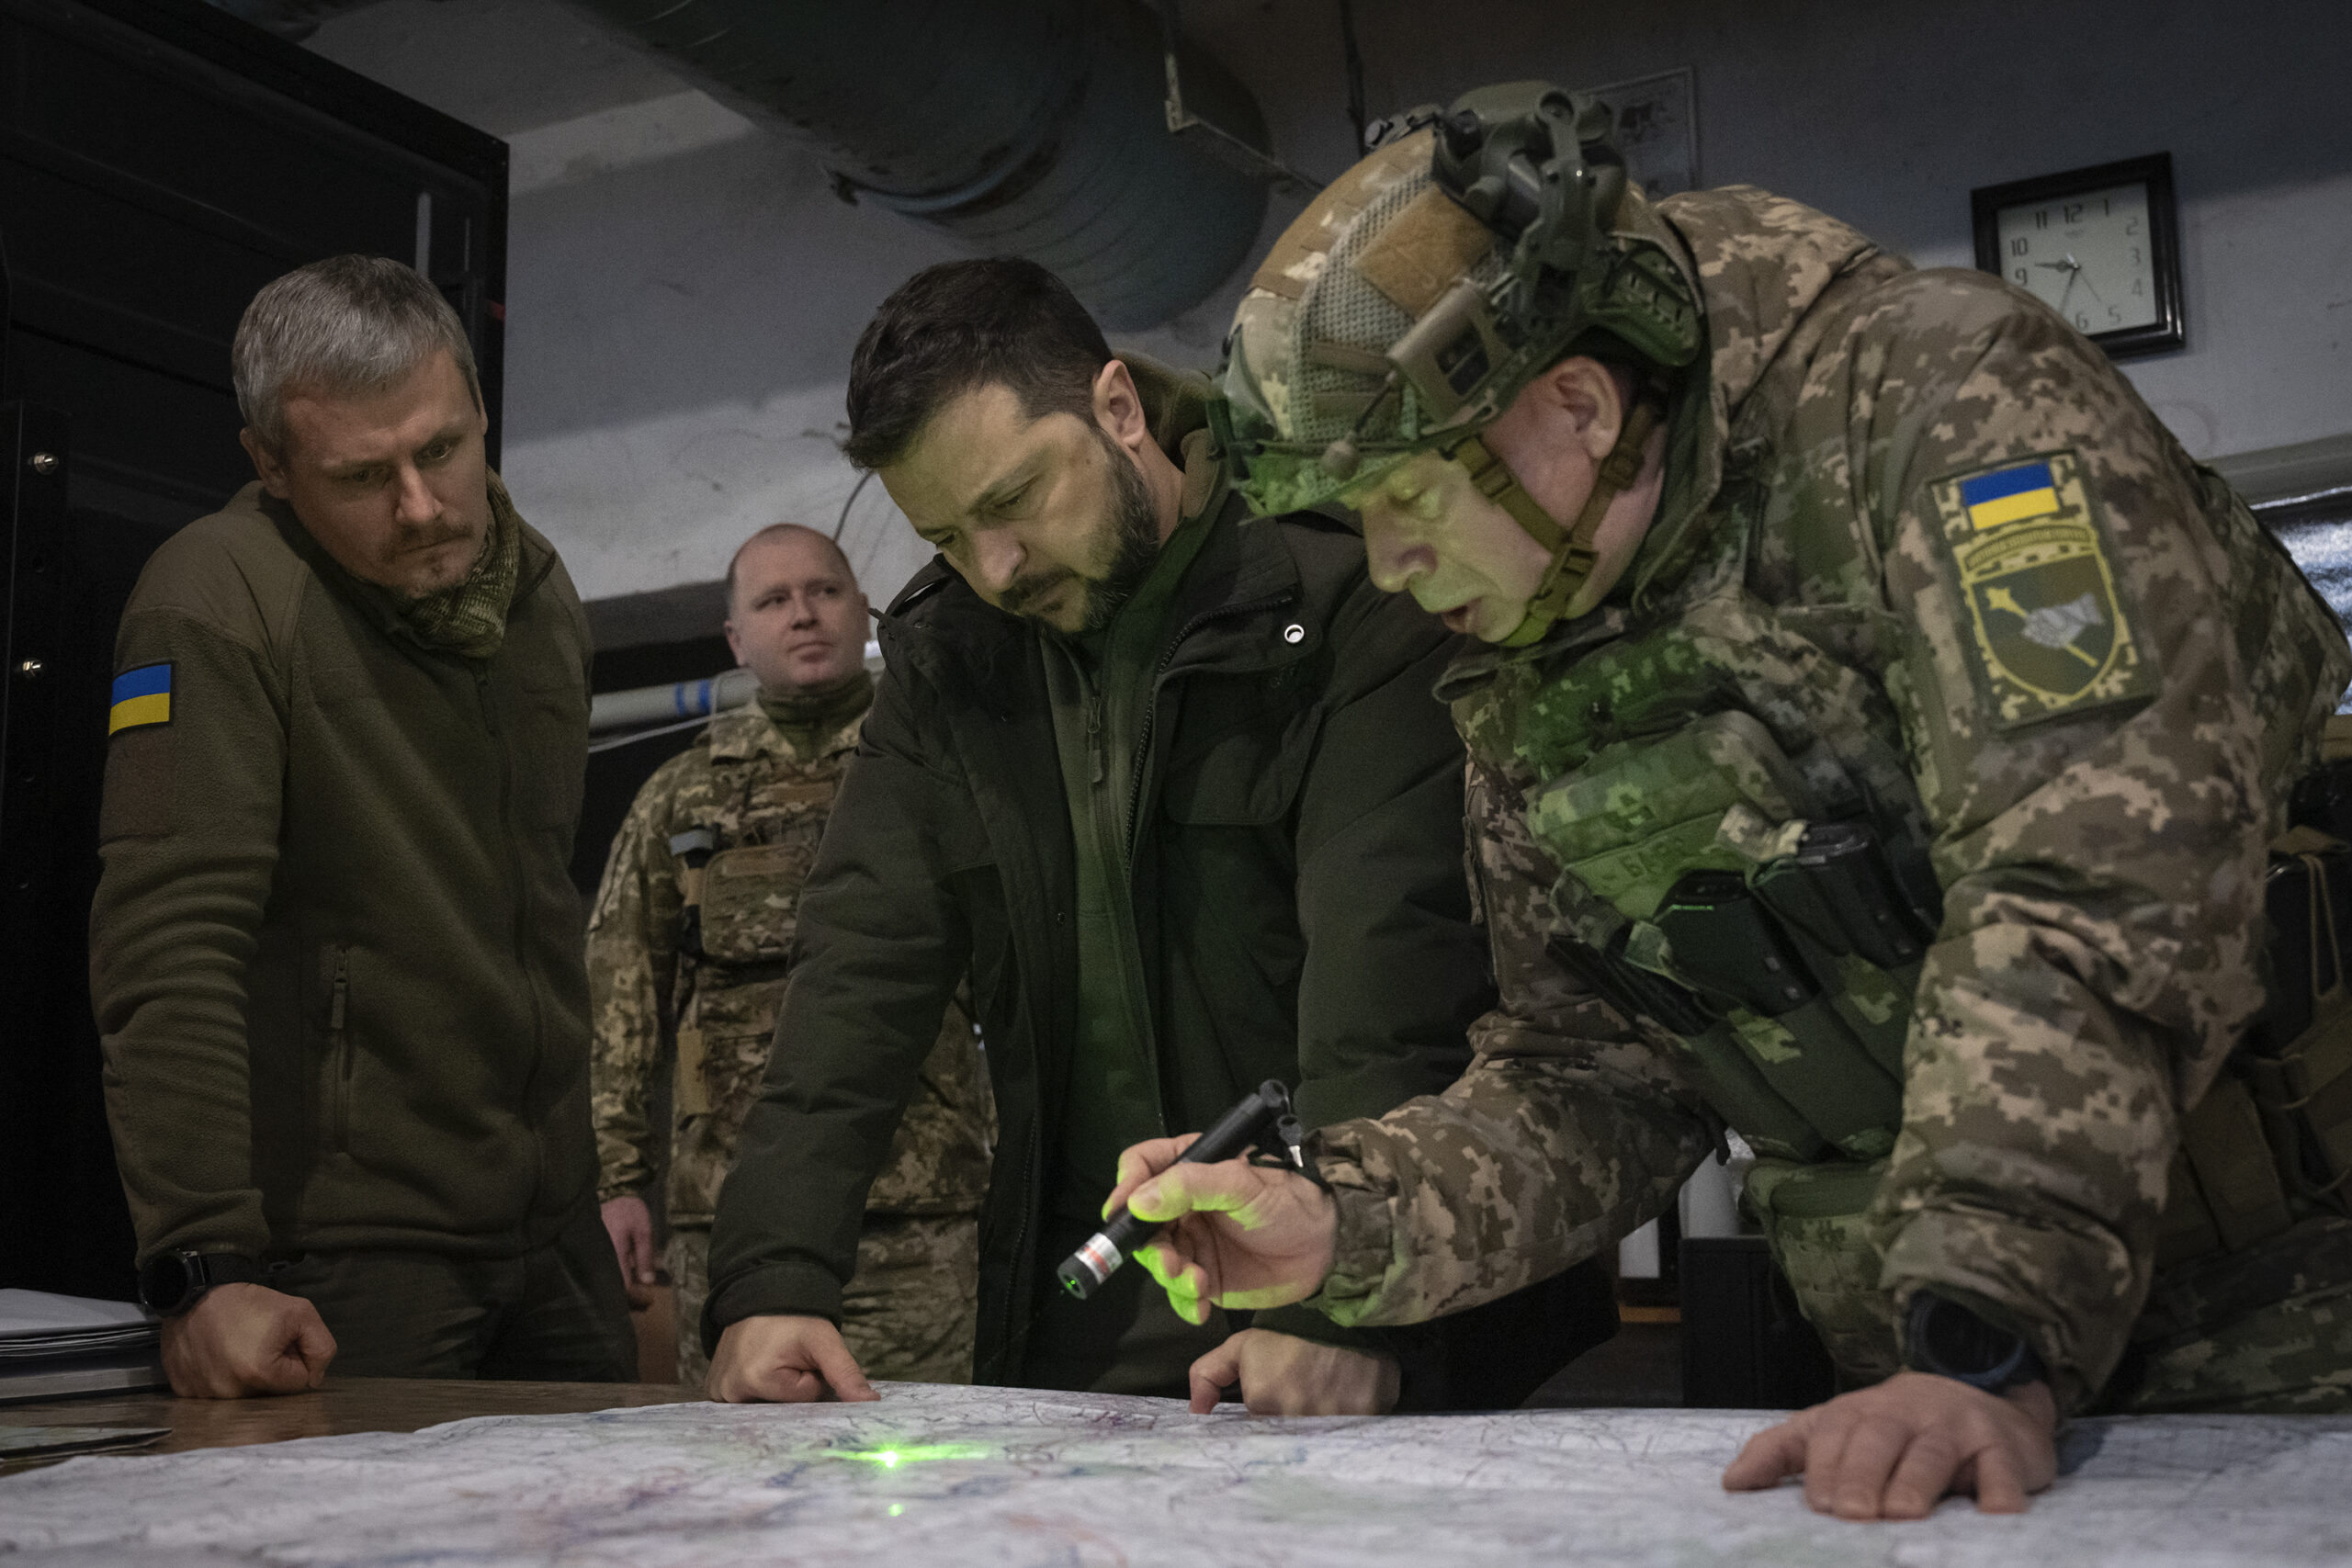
left=1055, top=1080, right=1308, bottom=1300
left=825, top=1444, right=989, bottom=1466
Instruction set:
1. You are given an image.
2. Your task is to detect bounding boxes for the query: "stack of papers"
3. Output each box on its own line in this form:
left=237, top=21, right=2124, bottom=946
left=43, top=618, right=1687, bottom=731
left=0, top=1291, right=166, bottom=1404
left=0, top=1425, right=169, bottom=1464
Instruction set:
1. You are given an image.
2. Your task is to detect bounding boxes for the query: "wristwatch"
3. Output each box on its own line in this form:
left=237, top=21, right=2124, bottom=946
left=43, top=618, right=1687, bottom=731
left=1902, top=1291, right=2047, bottom=1393
left=136, top=1249, right=266, bottom=1317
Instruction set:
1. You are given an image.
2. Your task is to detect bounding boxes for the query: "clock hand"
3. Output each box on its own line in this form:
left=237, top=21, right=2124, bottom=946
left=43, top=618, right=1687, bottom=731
left=2032, top=260, right=2072, bottom=272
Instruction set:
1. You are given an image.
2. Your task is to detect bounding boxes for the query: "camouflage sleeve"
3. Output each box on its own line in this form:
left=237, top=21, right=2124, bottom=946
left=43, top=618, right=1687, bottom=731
left=585, top=757, right=687, bottom=1203
left=1857, top=270, right=2316, bottom=1407
left=1308, top=757, right=1715, bottom=1327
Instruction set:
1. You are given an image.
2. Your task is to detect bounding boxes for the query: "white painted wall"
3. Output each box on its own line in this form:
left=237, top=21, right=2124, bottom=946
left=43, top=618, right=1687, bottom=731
left=1213, top=0, right=2352, bottom=469
left=308, top=0, right=2352, bottom=626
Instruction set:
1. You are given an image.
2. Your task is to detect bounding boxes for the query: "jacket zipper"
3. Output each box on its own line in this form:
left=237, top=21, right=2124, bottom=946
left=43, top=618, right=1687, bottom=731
left=480, top=662, right=549, bottom=1230
left=1122, top=591, right=1297, bottom=863
left=987, top=1118, right=1042, bottom=1386
left=328, top=944, right=353, bottom=1152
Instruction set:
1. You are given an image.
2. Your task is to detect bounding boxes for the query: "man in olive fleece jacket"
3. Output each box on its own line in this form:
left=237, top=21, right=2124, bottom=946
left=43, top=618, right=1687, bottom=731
left=704, top=258, right=1613, bottom=1413
left=90, top=257, right=632, bottom=1395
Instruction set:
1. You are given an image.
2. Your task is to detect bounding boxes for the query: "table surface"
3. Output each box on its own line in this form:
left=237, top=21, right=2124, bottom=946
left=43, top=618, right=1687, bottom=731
left=0, top=1376, right=693, bottom=1458
left=5, top=1382, right=2350, bottom=1568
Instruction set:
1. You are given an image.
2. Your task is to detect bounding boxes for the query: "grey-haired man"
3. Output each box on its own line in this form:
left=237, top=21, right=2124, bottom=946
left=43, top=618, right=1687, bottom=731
left=90, top=255, right=635, bottom=1395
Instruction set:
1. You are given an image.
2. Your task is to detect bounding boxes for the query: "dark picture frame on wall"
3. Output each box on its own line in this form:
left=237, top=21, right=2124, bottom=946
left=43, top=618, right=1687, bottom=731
left=1971, top=152, right=2185, bottom=360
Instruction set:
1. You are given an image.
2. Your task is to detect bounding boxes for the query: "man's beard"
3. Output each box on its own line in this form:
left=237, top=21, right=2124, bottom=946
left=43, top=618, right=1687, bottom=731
left=390, top=519, right=489, bottom=600
left=998, top=430, right=1160, bottom=633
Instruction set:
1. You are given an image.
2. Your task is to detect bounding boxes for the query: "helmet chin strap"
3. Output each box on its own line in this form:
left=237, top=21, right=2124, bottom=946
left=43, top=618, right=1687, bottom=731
left=1446, top=397, right=1662, bottom=649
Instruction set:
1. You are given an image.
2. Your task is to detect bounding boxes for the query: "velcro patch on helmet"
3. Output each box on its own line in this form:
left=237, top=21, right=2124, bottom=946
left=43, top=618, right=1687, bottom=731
left=1250, top=131, right=1432, bottom=301
left=1354, top=186, right=1497, bottom=318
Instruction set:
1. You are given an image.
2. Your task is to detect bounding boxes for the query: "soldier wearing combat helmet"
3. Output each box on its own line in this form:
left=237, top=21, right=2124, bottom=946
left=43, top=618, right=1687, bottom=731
left=1109, top=81, right=2352, bottom=1518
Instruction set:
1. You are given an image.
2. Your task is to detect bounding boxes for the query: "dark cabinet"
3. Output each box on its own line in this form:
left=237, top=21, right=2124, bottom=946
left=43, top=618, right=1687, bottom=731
left=0, top=0, right=506, bottom=1296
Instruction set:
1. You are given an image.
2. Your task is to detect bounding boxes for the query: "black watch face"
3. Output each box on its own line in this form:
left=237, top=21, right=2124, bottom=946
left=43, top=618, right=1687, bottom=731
left=1908, top=1292, right=2041, bottom=1391
left=1920, top=1299, right=2017, bottom=1375
left=136, top=1252, right=195, bottom=1314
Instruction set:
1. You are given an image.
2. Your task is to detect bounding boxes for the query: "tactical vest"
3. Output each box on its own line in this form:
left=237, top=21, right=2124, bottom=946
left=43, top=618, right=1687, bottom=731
left=664, top=768, right=995, bottom=1225
left=659, top=790, right=830, bottom=1218
left=1507, top=581, right=2352, bottom=1380
left=668, top=778, right=830, bottom=1066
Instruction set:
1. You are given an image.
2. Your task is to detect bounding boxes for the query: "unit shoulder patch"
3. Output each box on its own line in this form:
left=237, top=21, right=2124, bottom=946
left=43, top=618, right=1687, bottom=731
left=1928, top=450, right=2158, bottom=730
left=108, top=661, right=174, bottom=735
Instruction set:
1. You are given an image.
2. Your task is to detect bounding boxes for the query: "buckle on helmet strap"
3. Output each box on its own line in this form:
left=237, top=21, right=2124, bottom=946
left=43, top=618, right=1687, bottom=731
left=1446, top=432, right=1563, bottom=551
left=1498, top=396, right=1664, bottom=647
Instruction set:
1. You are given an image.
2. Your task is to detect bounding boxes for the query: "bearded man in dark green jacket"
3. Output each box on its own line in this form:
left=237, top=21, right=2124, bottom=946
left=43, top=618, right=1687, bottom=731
left=705, top=258, right=1614, bottom=1411
left=91, top=257, right=633, bottom=1395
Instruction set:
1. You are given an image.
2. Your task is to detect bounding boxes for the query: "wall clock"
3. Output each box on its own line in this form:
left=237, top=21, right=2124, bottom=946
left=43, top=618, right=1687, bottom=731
left=1971, top=152, right=2184, bottom=359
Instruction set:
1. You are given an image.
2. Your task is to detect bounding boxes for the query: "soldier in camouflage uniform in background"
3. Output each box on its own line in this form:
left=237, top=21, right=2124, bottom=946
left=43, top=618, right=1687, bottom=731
left=591, top=524, right=993, bottom=1391
left=1107, top=83, right=2352, bottom=1518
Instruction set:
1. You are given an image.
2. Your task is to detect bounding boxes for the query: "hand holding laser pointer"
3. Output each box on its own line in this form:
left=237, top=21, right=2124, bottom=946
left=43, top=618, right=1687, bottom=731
left=1059, top=1079, right=1326, bottom=1304
left=1084, top=1092, right=1342, bottom=1325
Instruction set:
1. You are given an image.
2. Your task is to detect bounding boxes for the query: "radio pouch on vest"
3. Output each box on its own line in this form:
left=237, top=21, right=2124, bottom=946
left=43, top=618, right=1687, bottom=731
left=1532, top=709, right=1917, bottom=1163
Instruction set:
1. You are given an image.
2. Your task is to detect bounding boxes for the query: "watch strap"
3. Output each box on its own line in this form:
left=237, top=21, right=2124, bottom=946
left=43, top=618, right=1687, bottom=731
left=140, top=1249, right=266, bottom=1315
left=1902, top=1291, right=2047, bottom=1393
left=193, top=1252, right=266, bottom=1291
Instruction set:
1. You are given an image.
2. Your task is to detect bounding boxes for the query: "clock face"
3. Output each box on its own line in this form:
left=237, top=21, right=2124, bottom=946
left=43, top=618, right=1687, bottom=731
left=1996, top=182, right=2165, bottom=337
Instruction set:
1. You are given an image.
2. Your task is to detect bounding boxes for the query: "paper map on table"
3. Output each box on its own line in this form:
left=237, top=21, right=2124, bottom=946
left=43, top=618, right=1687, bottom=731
left=4, top=1382, right=2348, bottom=1565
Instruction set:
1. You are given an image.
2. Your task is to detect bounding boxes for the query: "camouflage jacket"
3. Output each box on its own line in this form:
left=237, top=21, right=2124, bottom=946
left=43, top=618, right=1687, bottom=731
left=587, top=694, right=993, bottom=1226
left=1308, top=186, right=2350, bottom=1409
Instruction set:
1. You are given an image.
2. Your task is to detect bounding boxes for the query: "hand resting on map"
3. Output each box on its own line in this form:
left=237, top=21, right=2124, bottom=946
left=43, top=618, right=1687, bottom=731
left=707, top=1314, right=878, bottom=1403
left=1724, top=1371, right=2058, bottom=1518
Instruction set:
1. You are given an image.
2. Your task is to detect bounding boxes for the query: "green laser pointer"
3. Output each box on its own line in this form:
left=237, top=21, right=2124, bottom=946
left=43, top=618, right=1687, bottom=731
left=1056, top=1079, right=1305, bottom=1300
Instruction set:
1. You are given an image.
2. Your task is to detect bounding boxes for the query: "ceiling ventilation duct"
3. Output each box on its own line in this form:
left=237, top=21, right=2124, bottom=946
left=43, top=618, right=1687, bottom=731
left=564, top=0, right=1275, bottom=329
left=205, top=0, right=1280, bottom=327
left=200, top=0, right=385, bottom=39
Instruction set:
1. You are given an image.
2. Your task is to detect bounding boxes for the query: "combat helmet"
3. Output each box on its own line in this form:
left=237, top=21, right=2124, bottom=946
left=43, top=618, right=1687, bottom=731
left=1212, top=81, right=1704, bottom=645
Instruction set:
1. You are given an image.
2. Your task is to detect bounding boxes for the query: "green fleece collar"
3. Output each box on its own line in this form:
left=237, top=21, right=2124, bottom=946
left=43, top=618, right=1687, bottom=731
left=753, top=668, right=873, bottom=761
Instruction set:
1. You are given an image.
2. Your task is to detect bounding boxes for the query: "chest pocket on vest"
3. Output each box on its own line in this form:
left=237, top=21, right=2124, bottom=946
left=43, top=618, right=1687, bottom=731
left=1529, top=710, right=1813, bottom=921
left=697, top=841, right=813, bottom=964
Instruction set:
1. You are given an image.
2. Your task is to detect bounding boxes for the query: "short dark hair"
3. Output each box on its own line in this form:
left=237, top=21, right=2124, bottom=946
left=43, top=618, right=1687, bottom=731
left=843, top=257, right=1111, bottom=470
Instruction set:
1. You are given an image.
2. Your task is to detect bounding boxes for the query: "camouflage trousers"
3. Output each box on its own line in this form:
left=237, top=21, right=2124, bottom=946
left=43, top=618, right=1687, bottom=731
left=669, top=1213, right=981, bottom=1393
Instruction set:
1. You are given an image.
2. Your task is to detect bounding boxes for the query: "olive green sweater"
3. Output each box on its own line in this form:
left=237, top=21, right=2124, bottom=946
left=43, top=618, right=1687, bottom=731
left=90, top=480, right=597, bottom=1265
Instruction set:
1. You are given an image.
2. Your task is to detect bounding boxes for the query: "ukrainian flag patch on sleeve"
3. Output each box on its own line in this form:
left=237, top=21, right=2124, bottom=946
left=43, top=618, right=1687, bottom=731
left=1929, top=450, right=2159, bottom=730
left=1957, top=460, right=2064, bottom=530
left=108, top=662, right=173, bottom=735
